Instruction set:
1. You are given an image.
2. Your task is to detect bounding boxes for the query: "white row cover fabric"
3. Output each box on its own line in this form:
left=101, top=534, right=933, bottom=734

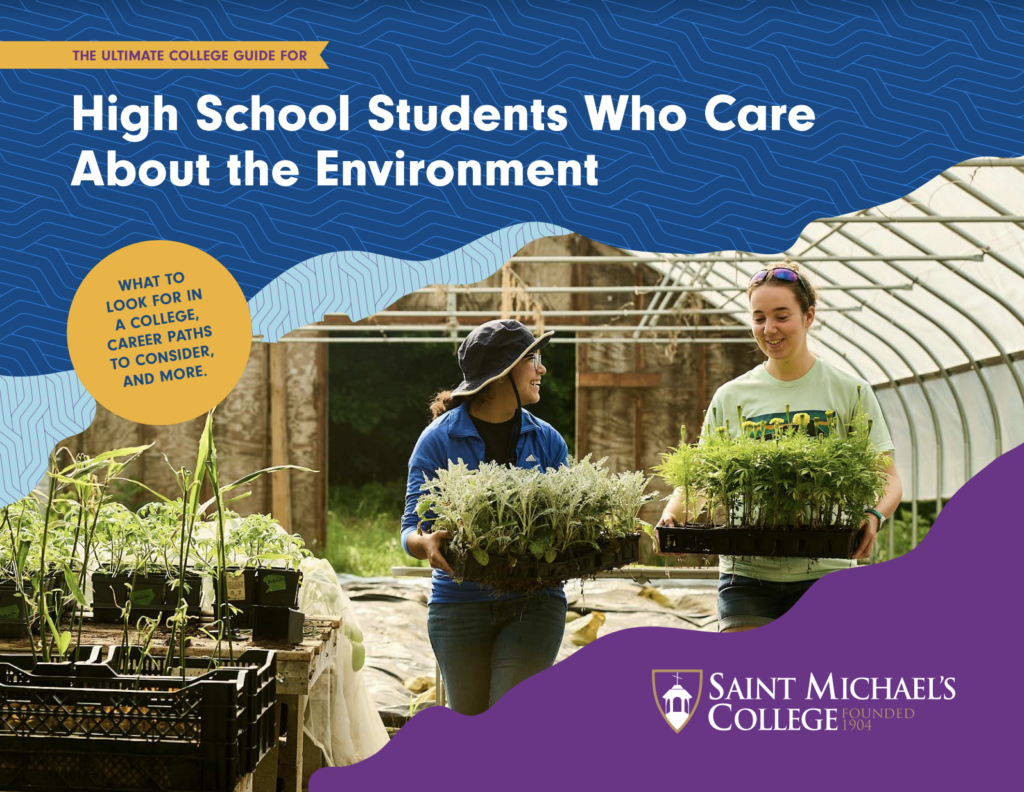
left=299, top=557, right=390, bottom=767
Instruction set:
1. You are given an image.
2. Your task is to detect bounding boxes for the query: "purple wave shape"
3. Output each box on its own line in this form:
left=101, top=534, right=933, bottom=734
left=313, top=441, right=1020, bottom=789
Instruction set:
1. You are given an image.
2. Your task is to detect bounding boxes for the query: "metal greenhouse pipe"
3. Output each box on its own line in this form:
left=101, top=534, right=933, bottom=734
left=812, top=222, right=1001, bottom=519
left=415, top=284, right=912, bottom=295
left=795, top=228, right=991, bottom=477
left=507, top=254, right=983, bottom=263
left=823, top=215, right=1024, bottom=223
left=954, top=158, right=1024, bottom=166
left=272, top=336, right=760, bottom=345
left=272, top=336, right=761, bottom=344
left=870, top=204, right=1024, bottom=438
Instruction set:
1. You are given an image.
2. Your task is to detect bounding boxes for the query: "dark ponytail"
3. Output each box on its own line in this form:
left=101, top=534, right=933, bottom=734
left=429, top=389, right=466, bottom=419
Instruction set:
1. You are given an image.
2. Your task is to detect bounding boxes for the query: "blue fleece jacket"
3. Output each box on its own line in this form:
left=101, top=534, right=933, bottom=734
left=401, top=402, right=570, bottom=603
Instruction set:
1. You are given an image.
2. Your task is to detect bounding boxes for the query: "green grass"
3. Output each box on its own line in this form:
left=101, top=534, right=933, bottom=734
left=320, top=482, right=427, bottom=577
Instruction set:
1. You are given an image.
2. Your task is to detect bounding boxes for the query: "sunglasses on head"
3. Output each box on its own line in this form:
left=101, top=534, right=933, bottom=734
left=749, top=267, right=812, bottom=300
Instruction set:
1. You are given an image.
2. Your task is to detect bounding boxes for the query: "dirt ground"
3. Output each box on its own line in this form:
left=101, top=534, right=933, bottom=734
left=340, top=575, right=718, bottom=720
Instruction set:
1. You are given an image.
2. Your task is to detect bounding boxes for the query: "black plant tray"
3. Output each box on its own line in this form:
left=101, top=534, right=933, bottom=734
left=0, top=660, right=251, bottom=791
left=447, top=533, right=642, bottom=588
left=655, top=525, right=862, bottom=559
left=104, top=646, right=277, bottom=775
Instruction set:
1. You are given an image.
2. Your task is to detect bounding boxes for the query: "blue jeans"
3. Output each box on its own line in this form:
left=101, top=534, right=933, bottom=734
left=717, top=573, right=822, bottom=631
left=427, top=596, right=568, bottom=715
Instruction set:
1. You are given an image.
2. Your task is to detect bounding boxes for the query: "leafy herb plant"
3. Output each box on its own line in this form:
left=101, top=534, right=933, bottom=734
left=656, top=403, right=889, bottom=531
left=416, top=456, right=654, bottom=576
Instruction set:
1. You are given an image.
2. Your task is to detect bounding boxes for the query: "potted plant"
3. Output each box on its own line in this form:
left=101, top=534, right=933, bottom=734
left=654, top=405, right=890, bottom=558
left=416, top=457, right=655, bottom=592
left=210, top=513, right=310, bottom=630
left=90, top=500, right=204, bottom=622
left=0, top=498, right=44, bottom=639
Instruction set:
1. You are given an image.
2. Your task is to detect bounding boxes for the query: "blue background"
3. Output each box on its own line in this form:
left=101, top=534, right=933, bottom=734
left=2, top=0, right=1024, bottom=376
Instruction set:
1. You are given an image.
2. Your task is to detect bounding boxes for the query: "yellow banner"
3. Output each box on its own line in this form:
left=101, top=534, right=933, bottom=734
left=0, top=42, right=327, bottom=69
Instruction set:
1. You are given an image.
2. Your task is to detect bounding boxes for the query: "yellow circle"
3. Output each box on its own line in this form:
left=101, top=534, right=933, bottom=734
left=67, top=240, right=252, bottom=425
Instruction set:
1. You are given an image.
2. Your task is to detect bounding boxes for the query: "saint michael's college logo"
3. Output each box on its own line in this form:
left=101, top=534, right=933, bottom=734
left=652, top=670, right=703, bottom=733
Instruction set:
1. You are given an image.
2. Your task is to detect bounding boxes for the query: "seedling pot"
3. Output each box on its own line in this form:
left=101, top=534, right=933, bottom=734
left=214, top=567, right=259, bottom=629
left=656, top=525, right=862, bottom=559
left=0, top=583, right=30, bottom=638
left=91, top=571, right=204, bottom=622
left=251, top=605, right=304, bottom=644
left=0, top=575, right=72, bottom=638
left=253, top=568, right=301, bottom=606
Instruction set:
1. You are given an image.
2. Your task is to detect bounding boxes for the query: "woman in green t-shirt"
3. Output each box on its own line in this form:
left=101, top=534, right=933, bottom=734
left=658, top=264, right=903, bottom=632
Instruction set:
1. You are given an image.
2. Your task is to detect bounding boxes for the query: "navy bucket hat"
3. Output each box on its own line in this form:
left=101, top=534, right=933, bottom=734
left=451, top=320, right=554, bottom=397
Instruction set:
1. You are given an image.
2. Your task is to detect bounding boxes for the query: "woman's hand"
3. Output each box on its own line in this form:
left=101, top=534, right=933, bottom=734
left=656, top=513, right=679, bottom=528
left=407, top=529, right=455, bottom=575
left=851, top=514, right=879, bottom=559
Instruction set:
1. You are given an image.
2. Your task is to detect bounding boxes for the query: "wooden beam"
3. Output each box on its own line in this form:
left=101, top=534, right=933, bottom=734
left=578, top=372, right=662, bottom=388
left=269, top=343, right=292, bottom=533
left=573, top=260, right=588, bottom=457
left=314, top=339, right=328, bottom=550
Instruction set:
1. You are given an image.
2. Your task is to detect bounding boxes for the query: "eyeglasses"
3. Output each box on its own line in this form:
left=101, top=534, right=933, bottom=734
left=529, top=352, right=543, bottom=371
left=749, top=267, right=812, bottom=301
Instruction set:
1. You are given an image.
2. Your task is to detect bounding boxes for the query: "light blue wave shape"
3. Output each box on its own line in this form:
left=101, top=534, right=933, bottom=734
left=1, top=222, right=568, bottom=507
left=0, top=371, right=96, bottom=507
left=250, top=222, right=571, bottom=342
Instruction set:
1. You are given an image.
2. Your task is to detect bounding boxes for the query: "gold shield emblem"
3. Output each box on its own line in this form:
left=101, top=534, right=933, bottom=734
left=652, top=669, right=703, bottom=733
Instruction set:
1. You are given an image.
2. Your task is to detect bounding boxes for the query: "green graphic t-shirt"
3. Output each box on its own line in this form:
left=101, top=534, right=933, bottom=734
left=701, top=358, right=895, bottom=582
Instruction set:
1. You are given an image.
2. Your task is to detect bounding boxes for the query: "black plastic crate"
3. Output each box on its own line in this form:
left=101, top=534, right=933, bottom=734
left=0, top=645, right=103, bottom=670
left=104, top=646, right=277, bottom=774
left=0, top=661, right=249, bottom=791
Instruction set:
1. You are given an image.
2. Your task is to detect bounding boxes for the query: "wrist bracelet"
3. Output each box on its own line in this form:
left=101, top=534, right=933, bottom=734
left=864, top=508, right=887, bottom=530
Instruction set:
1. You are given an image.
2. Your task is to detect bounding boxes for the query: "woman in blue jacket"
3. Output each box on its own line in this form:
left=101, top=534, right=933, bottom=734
left=401, top=319, right=570, bottom=715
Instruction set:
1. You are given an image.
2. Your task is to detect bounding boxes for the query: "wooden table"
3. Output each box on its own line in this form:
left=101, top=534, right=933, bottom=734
left=0, top=614, right=341, bottom=792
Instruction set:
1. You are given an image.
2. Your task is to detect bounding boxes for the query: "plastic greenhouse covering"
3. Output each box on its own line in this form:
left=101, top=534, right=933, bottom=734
left=644, top=158, right=1024, bottom=510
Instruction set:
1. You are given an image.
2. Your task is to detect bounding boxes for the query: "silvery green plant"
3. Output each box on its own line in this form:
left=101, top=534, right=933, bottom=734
left=416, top=456, right=655, bottom=567
left=656, top=402, right=889, bottom=531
